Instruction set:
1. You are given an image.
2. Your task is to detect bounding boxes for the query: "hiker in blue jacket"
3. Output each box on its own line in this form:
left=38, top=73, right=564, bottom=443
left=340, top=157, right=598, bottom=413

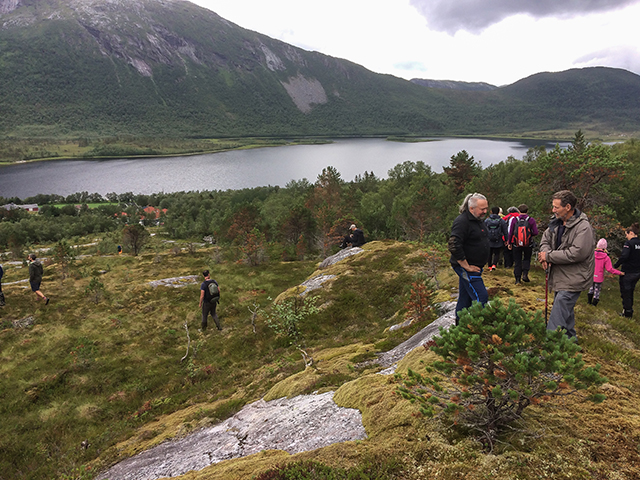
left=448, top=193, right=490, bottom=325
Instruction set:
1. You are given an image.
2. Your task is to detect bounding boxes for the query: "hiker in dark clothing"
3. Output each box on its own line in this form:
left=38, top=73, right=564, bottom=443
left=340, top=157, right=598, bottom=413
left=27, top=253, right=49, bottom=305
left=508, top=204, right=539, bottom=284
left=614, top=223, right=640, bottom=318
left=199, top=270, right=221, bottom=331
left=340, top=224, right=365, bottom=248
left=0, top=263, right=5, bottom=307
left=448, top=193, right=490, bottom=325
left=484, top=206, right=508, bottom=271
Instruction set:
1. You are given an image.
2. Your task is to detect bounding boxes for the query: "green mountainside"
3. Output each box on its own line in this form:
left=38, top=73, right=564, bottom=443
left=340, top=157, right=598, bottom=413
left=0, top=0, right=640, bottom=139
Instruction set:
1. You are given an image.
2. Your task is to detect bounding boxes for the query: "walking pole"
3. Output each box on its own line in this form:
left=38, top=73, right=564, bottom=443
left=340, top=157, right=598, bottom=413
left=544, top=266, right=549, bottom=325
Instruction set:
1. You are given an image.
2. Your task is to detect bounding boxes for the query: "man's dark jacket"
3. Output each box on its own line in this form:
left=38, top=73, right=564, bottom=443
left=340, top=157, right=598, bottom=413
left=351, top=228, right=365, bottom=247
left=615, top=237, right=640, bottom=273
left=448, top=210, right=490, bottom=268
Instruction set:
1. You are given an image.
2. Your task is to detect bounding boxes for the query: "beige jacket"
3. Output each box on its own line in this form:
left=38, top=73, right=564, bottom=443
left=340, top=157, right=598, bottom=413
left=539, top=210, right=595, bottom=292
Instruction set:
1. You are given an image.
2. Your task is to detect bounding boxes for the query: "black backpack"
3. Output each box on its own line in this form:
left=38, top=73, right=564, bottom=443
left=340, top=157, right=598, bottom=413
left=513, top=216, right=532, bottom=247
left=485, top=217, right=503, bottom=242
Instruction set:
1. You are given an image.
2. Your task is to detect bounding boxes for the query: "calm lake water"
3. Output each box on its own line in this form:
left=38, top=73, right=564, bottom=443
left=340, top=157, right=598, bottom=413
left=0, top=137, right=568, bottom=199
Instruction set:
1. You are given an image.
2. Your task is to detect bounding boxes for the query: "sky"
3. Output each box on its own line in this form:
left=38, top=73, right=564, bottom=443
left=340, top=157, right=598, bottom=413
left=190, top=0, right=640, bottom=86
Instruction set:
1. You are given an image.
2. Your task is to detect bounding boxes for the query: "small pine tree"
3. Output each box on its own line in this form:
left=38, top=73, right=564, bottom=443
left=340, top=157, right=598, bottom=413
left=404, top=278, right=433, bottom=324
left=397, top=299, right=607, bottom=451
left=85, top=276, right=105, bottom=304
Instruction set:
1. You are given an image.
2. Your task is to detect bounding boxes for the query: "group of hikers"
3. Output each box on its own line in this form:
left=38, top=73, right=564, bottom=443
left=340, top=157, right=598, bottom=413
left=6, top=206, right=640, bottom=342
left=448, top=189, right=640, bottom=339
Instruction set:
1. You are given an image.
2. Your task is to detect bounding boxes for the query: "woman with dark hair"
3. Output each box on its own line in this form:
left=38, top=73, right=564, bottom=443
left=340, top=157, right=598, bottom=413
left=614, top=223, right=640, bottom=318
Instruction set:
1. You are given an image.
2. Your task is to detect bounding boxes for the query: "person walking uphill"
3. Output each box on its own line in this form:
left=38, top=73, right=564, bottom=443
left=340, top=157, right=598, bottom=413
left=588, top=238, right=623, bottom=307
left=27, top=253, right=50, bottom=305
left=614, top=223, right=640, bottom=318
left=448, top=193, right=490, bottom=325
left=199, top=270, right=222, bottom=331
left=538, top=190, right=595, bottom=339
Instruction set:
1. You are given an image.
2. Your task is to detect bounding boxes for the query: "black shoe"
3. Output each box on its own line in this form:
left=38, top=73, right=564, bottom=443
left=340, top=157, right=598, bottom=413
left=592, top=299, right=599, bottom=307
left=45, top=297, right=50, bottom=305
left=587, top=293, right=593, bottom=305
left=522, top=273, right=530, bottom=282
left=515, top=280, right=521, bottom=285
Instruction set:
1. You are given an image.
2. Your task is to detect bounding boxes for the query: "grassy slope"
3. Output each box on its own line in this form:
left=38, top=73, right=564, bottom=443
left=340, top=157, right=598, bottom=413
left=1, top=239, right=639, bottom=479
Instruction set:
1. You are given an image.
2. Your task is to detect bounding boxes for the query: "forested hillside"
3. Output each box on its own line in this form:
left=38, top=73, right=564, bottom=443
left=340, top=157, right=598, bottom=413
left=0, top=0, right=639, bottom=141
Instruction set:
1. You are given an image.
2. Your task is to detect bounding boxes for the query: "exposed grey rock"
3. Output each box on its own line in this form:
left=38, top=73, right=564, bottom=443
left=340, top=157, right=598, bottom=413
left=148, top=275, right=199, bottom=288
left=299, top=274, right=336, bottom=296
left=12, top=315, right=35, bottom=328
left=377, top=302, right=456, bottom=372
left=97, top=391, right=366, bottom=480
left=318, top=247, right=363, bottom=269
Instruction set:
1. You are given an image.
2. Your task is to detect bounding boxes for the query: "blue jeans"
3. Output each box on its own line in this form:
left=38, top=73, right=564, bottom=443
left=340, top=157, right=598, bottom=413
left=452, top=265, right=488, bottom=324
left=547, top=291, right=581, bottom=338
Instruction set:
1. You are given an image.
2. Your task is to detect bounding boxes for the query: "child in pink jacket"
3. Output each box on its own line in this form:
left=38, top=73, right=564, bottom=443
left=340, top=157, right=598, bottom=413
left=588, top=238, right=624, bottom=306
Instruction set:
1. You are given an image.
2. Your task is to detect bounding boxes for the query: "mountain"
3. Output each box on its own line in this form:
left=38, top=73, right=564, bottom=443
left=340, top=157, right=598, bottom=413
left=410, top=78, right=497, bottom=91
left=0, top=0, right=453, bottom=137
left=1, top=0, right=639, bottom=138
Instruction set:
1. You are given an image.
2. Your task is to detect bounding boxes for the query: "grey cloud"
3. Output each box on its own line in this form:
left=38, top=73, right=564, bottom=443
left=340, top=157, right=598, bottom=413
left=574, top=46, right=640, bottom=76
left=410, top=0, right=640, bottom=33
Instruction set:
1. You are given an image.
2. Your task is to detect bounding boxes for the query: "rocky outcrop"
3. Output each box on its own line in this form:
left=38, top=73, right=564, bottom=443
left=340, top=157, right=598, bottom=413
left=281, top=74, right=328, bottom=113
left=96, top=392, right=366, bottom=480
left=0, top=0, right=19, bottom=15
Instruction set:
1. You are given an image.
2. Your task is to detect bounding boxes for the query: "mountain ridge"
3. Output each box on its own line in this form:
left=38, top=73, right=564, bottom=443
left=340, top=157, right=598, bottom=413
left=1, top=0, right=639, bottom=138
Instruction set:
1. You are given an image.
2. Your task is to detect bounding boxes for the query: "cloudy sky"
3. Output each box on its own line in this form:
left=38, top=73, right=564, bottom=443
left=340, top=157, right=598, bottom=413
left=190, top=0, right=640, bottom=86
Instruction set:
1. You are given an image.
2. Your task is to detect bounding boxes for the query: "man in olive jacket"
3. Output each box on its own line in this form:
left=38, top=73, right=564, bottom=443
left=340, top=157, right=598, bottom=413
left=538, top=190, right=595, bottom=338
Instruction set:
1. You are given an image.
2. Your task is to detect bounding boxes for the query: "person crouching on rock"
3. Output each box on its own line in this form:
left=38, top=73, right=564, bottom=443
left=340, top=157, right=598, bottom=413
left=340, top=224, right=365, bottom=249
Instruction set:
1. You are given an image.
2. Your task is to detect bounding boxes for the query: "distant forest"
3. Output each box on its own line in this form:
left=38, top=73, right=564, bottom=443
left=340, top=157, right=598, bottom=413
left=2, top=132, right=639, bottom=259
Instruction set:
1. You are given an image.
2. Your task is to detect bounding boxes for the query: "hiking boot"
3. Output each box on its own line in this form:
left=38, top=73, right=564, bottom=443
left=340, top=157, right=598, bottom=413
left=522, top=272, right=530, bottom=282
left=592, top=299, right=599, bottom=307
left=45, top=297, right=50, bottom=305
left=515, top=280, right=521, bottom=285
left=587, top=293, right=593, bottom=305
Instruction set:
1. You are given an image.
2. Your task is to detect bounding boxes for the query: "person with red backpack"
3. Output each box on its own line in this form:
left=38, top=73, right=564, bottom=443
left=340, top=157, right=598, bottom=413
left=502, top=206, right=520, bottom=268
left=508, top=204, right=539, bottom=284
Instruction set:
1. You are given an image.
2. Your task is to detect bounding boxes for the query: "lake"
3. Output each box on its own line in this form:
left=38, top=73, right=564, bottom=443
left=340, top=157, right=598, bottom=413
left=0, top=137, right=568, bottom=199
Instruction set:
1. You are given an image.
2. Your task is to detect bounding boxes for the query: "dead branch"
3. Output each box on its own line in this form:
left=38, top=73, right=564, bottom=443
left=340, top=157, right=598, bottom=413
left=180, top=321, right=191, bottom=362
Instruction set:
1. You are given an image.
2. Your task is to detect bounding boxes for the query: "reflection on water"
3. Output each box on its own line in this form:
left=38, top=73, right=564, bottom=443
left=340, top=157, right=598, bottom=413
left=0, top=137, right=567, bottom=199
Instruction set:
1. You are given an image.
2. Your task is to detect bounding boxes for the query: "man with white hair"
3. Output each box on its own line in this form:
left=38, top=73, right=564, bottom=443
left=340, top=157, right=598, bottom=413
left=448, top=193, right=490, bottom=324
left=349, top=224, right=365, bottom=247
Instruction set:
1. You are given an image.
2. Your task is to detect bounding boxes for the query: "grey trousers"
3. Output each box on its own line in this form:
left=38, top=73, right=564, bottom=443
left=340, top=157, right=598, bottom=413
left=202, top=301, right=221, bottom=330
left=547, top=291, right=581, bottom=338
